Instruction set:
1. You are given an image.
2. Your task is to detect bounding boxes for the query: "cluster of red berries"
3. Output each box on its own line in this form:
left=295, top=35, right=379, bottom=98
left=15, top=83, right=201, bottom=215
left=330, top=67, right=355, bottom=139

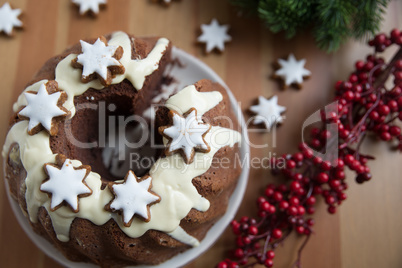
left=218, top=29, right=402, bottom=268
left=368, top=29, right=402, bottom=52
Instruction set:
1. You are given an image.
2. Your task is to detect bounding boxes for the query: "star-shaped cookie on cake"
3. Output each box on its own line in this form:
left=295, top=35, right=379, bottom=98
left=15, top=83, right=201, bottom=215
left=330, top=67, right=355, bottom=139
left=197, top=19, right=232, bottom=53
left=106, top=171, right=160, bottom=227
left=18, top=81, right=69, bottom=136
left=41, top=156, right=92, bottom=213
left=71, top=0, right=107, bottom=16
left=0, top=2, right=22, bottom=36
left=274, top=54, right=311, bottom=89
left=72, top=36, right=125, bottom=86
left=159, top=108, right=211, bottom=164
left=249, top=95, right=286, bottom=130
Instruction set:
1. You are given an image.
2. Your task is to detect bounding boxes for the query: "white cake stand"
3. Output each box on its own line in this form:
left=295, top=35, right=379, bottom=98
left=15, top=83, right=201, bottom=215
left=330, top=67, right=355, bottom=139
left=5, top=47, right=250, bottom=268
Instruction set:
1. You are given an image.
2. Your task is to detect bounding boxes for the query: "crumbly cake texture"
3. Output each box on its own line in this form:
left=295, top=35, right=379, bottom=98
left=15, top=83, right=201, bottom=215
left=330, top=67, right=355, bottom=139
left=3, top=32, right=242, bottom=267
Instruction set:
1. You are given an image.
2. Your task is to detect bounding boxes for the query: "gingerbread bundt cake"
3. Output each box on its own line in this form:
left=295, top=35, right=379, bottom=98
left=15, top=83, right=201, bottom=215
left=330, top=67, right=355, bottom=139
left=3, top=31, right=242, bottom=267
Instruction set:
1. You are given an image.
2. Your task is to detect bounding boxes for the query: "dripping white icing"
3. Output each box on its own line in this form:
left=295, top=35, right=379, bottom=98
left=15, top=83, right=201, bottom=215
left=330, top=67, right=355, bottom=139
left=168, top=226, right=200, bottom=247
left=3, top=86, right=241, bottom=244
left=166, top=84, right=223, bottom=115
left=3, top=32, right=241, bottom=246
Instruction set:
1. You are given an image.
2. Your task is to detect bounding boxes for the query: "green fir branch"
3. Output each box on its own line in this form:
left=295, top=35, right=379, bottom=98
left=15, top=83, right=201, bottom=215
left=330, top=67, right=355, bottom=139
left=230, top=0, right=391, bottom=52
left=257, top=0, right=313, bottom=39
left=352, top=0, right=389, bottom=40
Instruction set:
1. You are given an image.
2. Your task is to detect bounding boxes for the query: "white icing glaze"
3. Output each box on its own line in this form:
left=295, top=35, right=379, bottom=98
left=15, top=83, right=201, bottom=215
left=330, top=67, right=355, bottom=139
left=0, top=2, right=22, bottom=36
left=3, top=32, right=241, bottom=247
left=117, top=37, right=170, bottom=90
left=77, top=38, right=123, bottom=81
left=72, top=0, right=107, bottom=15
left=18, top=82, right=67, bottom=133
left=167, top=226, right=200, bottom=247
left=2, top=122, right=112, bottom=243
left=162, top=109, right=210, bottom=163
left=41, top=159, right=92, bottom=212
left=109, top=171, right=159, bottom=225
left=13, top=32, right=169, bottom=116
left=249, top=95, right=286, bottom=130
left=3, top=86, right=241, bottom=245
left=166, top=84, right=223, bottom=115
left=275, top=54, right=311, bottom=86
left=2, top=121, right=56, bottom=223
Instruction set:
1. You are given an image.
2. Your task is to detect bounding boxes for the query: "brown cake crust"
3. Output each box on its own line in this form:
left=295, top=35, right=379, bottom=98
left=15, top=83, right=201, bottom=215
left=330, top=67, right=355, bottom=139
left=4, top=33, right=242, bottom=267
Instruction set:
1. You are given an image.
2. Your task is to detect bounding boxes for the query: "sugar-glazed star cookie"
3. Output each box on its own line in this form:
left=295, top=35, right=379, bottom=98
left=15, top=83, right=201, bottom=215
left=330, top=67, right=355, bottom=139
left=274, top=54, right=311, bottom=89
left=249, top=95, right=286, bottom=130
left=106, top=171, right=160, bottom=226
left=18, top=81, right=69, bottom=136
left=41, top=155, right=92, bottom=213
left=0, top=2, right=23, bottom=36
left=159, top=108, right=211, bottom=164
left=72, top=36, right=125, bottom=86
left=72, top=0, right=107, bottom=16
left=197, top=19, right=232, bottom=53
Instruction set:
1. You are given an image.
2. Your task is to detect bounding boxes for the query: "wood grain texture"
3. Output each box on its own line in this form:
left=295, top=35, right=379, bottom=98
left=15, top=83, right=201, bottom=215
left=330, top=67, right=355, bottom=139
left=0, top=0, right=401, bottom=267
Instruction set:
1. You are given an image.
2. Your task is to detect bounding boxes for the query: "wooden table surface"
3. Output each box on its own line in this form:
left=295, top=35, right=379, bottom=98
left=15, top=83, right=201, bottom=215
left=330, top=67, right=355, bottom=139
left=0, top=0, right=401, bottom=267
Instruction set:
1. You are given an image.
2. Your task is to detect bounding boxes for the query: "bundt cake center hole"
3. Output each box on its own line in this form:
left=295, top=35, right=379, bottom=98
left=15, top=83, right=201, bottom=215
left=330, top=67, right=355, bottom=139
left=101, top=121, right=158, bottom=180
left=100, top=101, right=159, bottom=181
left=60, top=88, right=162, bottom=182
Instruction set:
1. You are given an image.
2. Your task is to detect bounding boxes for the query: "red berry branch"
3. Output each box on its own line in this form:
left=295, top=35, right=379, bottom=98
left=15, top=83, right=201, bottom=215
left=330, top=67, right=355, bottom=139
left=218, top=29, right=402, bottom=268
